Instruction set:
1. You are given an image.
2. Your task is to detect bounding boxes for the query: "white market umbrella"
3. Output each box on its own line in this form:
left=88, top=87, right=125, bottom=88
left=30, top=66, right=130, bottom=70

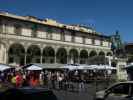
left=26, top=65, right=43, bottom=71
left=0, top=64, right=11, bottom=71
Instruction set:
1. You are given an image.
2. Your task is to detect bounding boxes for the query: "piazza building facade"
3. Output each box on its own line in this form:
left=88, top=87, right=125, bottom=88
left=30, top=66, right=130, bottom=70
left=0, top=11, right=112, bottom=66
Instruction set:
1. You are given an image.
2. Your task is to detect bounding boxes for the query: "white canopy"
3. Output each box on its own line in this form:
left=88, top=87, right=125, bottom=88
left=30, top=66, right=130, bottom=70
left=64, top=64, right=79, bottom=70
left=63, top=64, right=116, bottom=70
left=26, top=65, right=43, bottom=71
left=78, top=64, right=94, bottom=70
left=90, top=65, right=116, bottom=70
left=0, top=64, right=11, bottom=71
left=63, top=64, right=94, bottom=70
left=104, top=65, right=116, bottom=70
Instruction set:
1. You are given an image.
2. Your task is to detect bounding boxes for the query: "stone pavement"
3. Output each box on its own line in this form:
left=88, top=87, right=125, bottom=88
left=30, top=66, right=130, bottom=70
left=53, top=81, right=115, bottom=100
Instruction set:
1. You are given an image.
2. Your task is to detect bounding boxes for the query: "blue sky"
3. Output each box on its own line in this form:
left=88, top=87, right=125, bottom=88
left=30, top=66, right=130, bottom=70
left=0, top=0, right=133, bottom=42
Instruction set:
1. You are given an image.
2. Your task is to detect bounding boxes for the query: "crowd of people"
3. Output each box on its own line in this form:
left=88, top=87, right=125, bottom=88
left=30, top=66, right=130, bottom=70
left=0, top=67, right=116, bottom=92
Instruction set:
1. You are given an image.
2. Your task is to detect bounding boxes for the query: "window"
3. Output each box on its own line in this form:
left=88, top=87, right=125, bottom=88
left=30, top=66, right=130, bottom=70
left=31, top=24, right=38, bottom=37
left=46, top=27, right=52, bottom=39
left=32, top=30, right=37, bottom=37
left=100, top=40, right=103, bottom=46
left=82, top=36, right=85, bottom=44
left=61, top=29, right=65, bottom=41
left=14, top=24, right=21, bottom=35
left=71, top=31, right=75, bottom=42
left=109, top=83, right=129, bottom=95
left=92, top=38, right=95, bottom=45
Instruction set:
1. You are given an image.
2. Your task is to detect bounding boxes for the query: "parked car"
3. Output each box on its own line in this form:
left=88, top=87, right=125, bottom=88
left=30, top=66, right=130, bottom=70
left=94, top=81, right=133, bottom=100
left=0, top=87, right=58, bottom=100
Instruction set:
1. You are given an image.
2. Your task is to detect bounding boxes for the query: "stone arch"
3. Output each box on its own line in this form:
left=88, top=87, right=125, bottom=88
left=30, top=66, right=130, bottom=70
left=8, top=43, right=25, bottom=65
left=88, top=50, right=97, bottom=65
left=107, top=52, right=113, bottom=56
left=98, top=51, right=106, bottom=65
left=42, top=46, right=55, bottom=63
left=26, top=45, right=41, bottom=64
left=89, top=50, right=97, bottom=57
left=56, top=48, right=67, bottom=64
left=111, top=61, right=117, bottom=67
left=80, top=49, right=88, bottom=64
left=99, top=51, right=105, bottom=56
left=69, top=49, right=79, bottom=64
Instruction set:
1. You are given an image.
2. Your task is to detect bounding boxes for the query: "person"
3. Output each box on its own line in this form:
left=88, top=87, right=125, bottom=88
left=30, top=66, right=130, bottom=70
left=39, top=71, right=44, bottom=86
left=51, top=73, right=56, bottom=89
left=22, top=73, right=28, bottom=86
left=79, top=74, right=85, bottom=92
left=15, top=72, right=23, bottom=88
left=11, top=75, right=16, bottom=87
left=0, top=72, right=5, bottom=82
left=58, top=74, right=63, bottom=89
left=29, top=74, right=39, bottom=87
left=47, top=72, right=52, bottom=89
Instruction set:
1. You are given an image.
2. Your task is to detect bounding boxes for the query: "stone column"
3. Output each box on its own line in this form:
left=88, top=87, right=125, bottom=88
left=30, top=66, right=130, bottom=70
left=55, top=56, right=56, bottom=64
left=24, top=46, right=28, bottom=65
left=24, top=52, right=27, bottom=65
left=54, top=46, right=58, bottom=64
left=40, top=55, right=42, bottom=64
left=40, top=48, right=43, bottom=64
left=5, top=43, right=10, bottom=64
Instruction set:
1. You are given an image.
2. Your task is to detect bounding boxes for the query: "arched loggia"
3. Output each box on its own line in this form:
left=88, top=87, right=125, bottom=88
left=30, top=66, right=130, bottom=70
left=88, top=50, right=97, bottom=65
left=26, top=45, right=41, bottom=64
left=89, top=50, right=97, bottom=57
left=56, top=48, right=67, bottom=64
left=8, top=43, right=25, bottom=65
left=42, top=46, right=55, bottom=63
left=98, top=51, right=106, bottom=64
left=99, top=51, right=105, bottom=57
left=69, top=49, right=79, bottom=64
left=107, top=52, right=113, bottom=56
left=80, top=50, right=88, bottom=64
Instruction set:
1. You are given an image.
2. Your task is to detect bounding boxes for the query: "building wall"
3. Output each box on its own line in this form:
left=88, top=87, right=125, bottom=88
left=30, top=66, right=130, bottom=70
left=117, top=59, right=128, bottom=81
left=0, top=13, right=112, bottom=65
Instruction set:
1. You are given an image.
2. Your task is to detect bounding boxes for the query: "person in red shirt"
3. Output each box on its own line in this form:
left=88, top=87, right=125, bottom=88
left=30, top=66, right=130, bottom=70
left=29, top=73, right=39, bottom=87
left=15, top=72, right=23, bottom=88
